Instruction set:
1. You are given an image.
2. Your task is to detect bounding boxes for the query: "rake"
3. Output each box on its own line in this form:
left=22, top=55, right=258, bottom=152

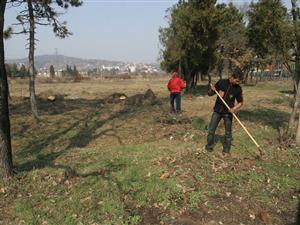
left=211, top=84, right=263, bottom=157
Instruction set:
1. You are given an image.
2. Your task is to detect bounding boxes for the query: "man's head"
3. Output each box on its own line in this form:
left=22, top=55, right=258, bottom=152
left=229, top=68, right=243, bottom=85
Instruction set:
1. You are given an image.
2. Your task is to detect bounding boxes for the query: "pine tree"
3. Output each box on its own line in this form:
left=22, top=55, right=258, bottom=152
left=49, top=65, right=55, bottom=78
left=0, top=0, right=13, bottom=179
left=9, top=0, right=83, bottom=119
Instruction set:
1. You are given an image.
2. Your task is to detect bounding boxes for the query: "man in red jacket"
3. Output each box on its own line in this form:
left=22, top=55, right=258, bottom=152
left=167, top=71, right=186, bottom=113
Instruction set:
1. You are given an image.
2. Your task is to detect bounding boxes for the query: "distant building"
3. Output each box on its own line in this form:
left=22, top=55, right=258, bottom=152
left=101, top=65, right=120, bottom=71
left=128, top=65, right=136, bottom=73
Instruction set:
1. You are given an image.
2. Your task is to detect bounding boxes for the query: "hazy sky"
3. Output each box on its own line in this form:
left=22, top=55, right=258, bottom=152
left=4, top=0, right=292, bottom=63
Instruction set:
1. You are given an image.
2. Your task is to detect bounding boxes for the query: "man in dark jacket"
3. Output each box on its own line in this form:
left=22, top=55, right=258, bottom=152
left=167, top=72, right=186, bottom=113
left=205, top=70, right=243, bottom=154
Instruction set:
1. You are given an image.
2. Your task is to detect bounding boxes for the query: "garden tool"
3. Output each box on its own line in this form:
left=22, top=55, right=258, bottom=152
left=210, top=84, right=263, bottom=158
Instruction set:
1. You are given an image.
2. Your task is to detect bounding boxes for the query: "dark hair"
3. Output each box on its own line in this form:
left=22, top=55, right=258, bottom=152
left=231, top=67, right=243, bottom=80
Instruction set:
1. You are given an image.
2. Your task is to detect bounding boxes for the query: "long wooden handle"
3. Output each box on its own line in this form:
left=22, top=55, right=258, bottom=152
left=211, top=85, right=261, bottom=149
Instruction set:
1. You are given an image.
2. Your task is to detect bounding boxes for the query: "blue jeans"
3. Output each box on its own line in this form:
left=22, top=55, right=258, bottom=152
left=206, top=112, right=233, bottom=153
left=170, top=92, right=181, bottom=113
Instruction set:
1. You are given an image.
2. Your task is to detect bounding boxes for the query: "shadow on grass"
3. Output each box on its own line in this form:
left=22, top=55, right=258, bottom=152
left=14, top=99, right=138, bottom=173
left=15, top=91, right=161, bottom=173
left=296, top=195, right=300, bottom=225
left=238, top=108, right=290, bottom=130
left=185, top=84, right=210, bottom=96
left=280, top=90, right=294, bottom=95
left=10, top=97, right=104, bottom=116
left=286, top=190, right=300, bottom=225
left=16, top=108, right=126, bottom=172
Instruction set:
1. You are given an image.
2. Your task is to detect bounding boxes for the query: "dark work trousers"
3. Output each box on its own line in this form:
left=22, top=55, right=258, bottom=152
left=206, top=111, right=233, bottom=152
left=170, top=92, right=181, bottom=113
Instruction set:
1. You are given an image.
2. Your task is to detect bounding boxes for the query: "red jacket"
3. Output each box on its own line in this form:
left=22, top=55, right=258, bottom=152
left=167, top=72, right=186, bottom=93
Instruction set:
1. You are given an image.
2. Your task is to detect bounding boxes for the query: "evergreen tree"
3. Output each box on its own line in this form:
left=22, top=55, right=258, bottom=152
left=5, top=64, right=11, bottom=77
left=10, top=63, right=18, bottom=77
left=73, top=65, right=78, bottom=76
left=247, top=0, right=292, bottom=65
left=49, top=65, right=55, bottom=78
left=159, top=0, right=220, bottom=90
left=9, top=0, right=83, bottom=119
left=19, top=64, right=28, bottom=77
left=216, top=3, right=254, bottom=80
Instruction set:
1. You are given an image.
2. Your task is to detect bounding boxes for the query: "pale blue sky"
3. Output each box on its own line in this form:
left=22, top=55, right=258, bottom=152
left=4, top=0, right=292, bottom=63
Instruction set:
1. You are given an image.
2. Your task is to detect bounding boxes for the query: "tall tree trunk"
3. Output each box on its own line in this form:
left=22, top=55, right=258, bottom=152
left=244, top=71, right=249, bottom=84
left=288, top=0, right=300, bottom=137
left=295, top=110, right=300, bottom=144
left=207, top=45, right=213, bottom=85
left=28, top=0, right=39, bottom=120
left=200, top=72, right=204, bottom=81
left=207, top=60, right=212, bottom=85
left=0, top=0, right=13, bottom=179
left=178, top=59, right=182, bottom=75
left=195, top=72, right=199, bottom=86
left=288, top=81, right=300, bottom=134
left=217, top=58, right=223, bottom=80
left=207, top=71, right=212, bottom=85
left=183, top=57, right=192, bottom=92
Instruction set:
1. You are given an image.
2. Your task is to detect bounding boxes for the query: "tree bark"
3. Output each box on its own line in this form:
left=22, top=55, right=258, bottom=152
left=295, top=110, right=300, bottom=144
left=28, top=0, right=39, bottom=120
left=0, top=0, right=13, bottom=179
left=288, top=81, right=300, bottom=134
left=288, top=0, right=300, bottom=137
left=217, top=58, right=223, bottom=80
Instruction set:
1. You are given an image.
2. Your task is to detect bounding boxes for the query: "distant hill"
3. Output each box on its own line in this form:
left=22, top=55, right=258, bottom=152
left=6, top=55, right=124, bottom=70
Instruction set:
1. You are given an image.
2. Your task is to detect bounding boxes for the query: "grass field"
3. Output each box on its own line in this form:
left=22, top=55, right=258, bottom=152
left=0, top=76, right=299, bottom=225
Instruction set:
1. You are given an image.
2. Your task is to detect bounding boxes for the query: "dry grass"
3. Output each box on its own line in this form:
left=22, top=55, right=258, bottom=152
left=1, top=76, right=299, bottom=225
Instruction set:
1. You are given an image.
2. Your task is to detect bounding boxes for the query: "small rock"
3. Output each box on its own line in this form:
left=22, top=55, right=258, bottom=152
left=249, top=214, right=256, bottom=220
left=225, top=192, right=231, bottom=197
left=47, top=95, right=56, bottom=101
left=160, top=172, right=170, bottom=180
left=206, top=221, right=218, bottom=225
left=0, top=187, right=6, bottom=193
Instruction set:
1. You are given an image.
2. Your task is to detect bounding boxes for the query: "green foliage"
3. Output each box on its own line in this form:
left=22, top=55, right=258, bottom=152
left=247, top=0, right=293, bottom=60
left=216, top=3, right=254, bottom=75
left=62, top=64, right=79, bottom=77
left=8, top=0, right=83, bottom=38
left=5, top=63, right=29, bottom=77
left=159, top=0, right=220, bottom=88
left=3, top=26, right=12, bottom=39
left=19, top=64, right=28, bottom=77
